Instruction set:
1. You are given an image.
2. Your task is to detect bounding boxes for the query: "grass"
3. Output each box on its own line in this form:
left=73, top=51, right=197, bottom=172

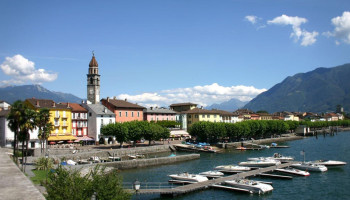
left=30, top=170, right=49, bottom=185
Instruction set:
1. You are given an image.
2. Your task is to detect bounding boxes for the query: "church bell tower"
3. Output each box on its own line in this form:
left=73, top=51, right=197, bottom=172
left=87, top=52, right=100, bottom=104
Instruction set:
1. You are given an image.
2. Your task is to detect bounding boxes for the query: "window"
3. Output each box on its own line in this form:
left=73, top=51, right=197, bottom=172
left=101, top=119, right=103, bottom=125
left=109, top=119, right=112, bottom=124
left=151, top=117, right=153, bottom=121
left=138, top=112, right=140, bottom=117
left=63, top=111, right=66, bottom=117
left=55, top=111, right=59, bottom=118
left=188, top=121, right=192, bottom=124
left=72, top=113, right=74, bottom=119
left=89, top=112, right=92, bottom=117
left=55, top=128, right=58, bottom=133
left=207, top=115, right=210, bottom=118
left=202, top=114, right=205, bottom=118
left=188, top=115, right=192, bottom=118
left=31, top=142, right=35, bottom=148
left=214, top=115, right=217, bottom=118
left=119, top=112, right=122, bottom=117
left=73, top=122, right=76, bottom=127
left=132, top=112, right=134, bottom=117
left=195, top=115, right=198, bottom=118
left=125, top=112, right=128, bottom=117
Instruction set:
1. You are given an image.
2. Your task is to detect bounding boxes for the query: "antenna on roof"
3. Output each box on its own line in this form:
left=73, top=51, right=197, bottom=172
left=92, top=50, right=95, bottom=56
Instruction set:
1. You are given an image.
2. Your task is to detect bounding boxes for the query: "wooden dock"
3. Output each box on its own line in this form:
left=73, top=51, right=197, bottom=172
left=133, top=162, right=297, bottom=196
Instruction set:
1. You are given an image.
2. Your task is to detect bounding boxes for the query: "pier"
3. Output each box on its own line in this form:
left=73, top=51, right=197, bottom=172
left=132, top=162, right=297, bottom=197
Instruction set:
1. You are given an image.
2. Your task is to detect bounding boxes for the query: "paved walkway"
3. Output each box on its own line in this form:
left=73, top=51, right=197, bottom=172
left=0, top=148, right=45, bottom=200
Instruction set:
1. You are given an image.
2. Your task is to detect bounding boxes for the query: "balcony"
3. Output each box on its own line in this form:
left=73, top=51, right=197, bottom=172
left=54, top=115, right=60, bottom=119
left=54, top=123, right=60, bottom=127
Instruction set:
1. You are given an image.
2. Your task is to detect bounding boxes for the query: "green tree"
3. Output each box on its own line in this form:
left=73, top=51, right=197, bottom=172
left=35, top=108, right=53, bottom=155
left=101, top=123, right=129, bottom=147
left=124, top=121, right=142, bottom=146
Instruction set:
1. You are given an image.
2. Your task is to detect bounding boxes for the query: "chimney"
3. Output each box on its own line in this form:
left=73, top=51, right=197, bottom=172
left=125, top=98, right=127, bottom=101
left=150, top=107, right=153, bottom=110
left=107, top=97, right=110, bottom=102
left=104, top=107, right=107, bottom=113
left=67, top=103, right=70, bottom=108
left=52, top=102, right=56, bottom=107
left=36, top=100, right=40, bottom=107
left=113, top=96, right=116, bottom=100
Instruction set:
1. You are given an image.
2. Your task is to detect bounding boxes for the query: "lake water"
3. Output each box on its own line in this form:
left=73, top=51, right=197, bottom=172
left=120, top=131, right=350, bottom=200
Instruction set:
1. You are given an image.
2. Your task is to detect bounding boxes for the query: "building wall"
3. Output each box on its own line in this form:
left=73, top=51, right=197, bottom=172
left=144, top=113, right=175, bottom=122
left=187, top=113, right=220, bottom=127
left=114, top=109, right=143, bottom=123
left=50, top=109, right=72, bottom=136
left=71, top=112, right=88, bottom=137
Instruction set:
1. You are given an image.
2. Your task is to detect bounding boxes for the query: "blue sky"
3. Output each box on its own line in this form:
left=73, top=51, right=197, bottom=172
left=1, top=0, right=350, bottom=107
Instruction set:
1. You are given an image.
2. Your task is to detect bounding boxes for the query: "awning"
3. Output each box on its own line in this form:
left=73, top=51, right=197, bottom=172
left=48, top=135, right=77, bottom=141
left=74, top=135, right=95, bottom=142
left=170, top=130, right=190, bottom=137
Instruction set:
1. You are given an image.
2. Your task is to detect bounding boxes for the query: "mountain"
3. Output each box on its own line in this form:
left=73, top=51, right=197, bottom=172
left=206, top=98, right=248, bottom=112
left=244, top=63, right=350, bottom=113
left=0, top=85, right=82, bottom=104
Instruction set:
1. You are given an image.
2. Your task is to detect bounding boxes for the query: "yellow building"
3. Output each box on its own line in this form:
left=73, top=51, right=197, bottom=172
left=25, top=98, right=76, bottom=142
left=183, top=108, right=221, bottom=127
left=170, top=102, right=197, bottom=112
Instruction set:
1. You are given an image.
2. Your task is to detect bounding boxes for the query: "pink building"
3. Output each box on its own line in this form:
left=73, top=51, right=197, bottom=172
left=144, top=107, right=177, bottom=122
left=101, top=97, right=145, bottom=123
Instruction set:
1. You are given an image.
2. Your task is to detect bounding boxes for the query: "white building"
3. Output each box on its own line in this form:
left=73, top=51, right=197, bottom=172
left=0, top=109, right=41, bottom=148
left=82, top=103, right=115, bottom=143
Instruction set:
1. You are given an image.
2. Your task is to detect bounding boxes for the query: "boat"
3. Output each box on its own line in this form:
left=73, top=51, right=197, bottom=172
left=312, top=160, right=347, bottom=167
left=214, top=165, right=251, bottom=173
left=239, top=160, right=281, bottom=167
left=224, top=179, right=274, bottom=194
left=275, top=167, right=310, bottom=176
left=66, top=160, right=77, bottom=166
left=199, top=170, right=224, bottom=178
left=88, top=156, right=100, bottom=163
left=248, top=153, right=294, bottom=163
left=291, top=162, right=328, bottom=172
left=108, top=156, right=121, bottom=161
left=168, top=172, right=208, bottom=183
left=259, top=145, right=270, bottom=149
left=236, top=146, right=246, bottom=150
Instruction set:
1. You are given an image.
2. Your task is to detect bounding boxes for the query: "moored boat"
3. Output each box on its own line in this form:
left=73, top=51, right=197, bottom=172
left=169, top=172, right=208, bottom=182
left=214, top=165, right=251, bottom=172
left=248, top=153, right=294, bottom=163
left=312, top=160, right=347, bottom=166
left=291, top=162, right=327, bottom=172
left=224, top=179, right=274, bottom=194
left=275, top=167, right=310, bottom=176
left=199, top=170, right=224, bottom=178
left=239, top=160, right=281, bottom=167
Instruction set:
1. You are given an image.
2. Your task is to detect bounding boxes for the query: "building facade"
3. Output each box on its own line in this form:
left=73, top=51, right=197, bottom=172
left=144, top=107, right=177, bottom=122
left=101, top=97, right=145, bottom=123
left=82, top=103, right=115, bottom=142
left=61, top=103, right=88, bottom=137
left=183, top=108, right=221, bottom=127
left=25, top=98, right=75, bottom=142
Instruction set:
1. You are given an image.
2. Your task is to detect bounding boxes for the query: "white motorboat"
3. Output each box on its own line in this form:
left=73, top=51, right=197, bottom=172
left=66, top=159, right=77, bottom=166
left=214, top=165, right=251, bottom=172
left=291, top=162, right=328, bottom=172
left=275, top=167, right=310, bottom=176
left=248, top=153, right=294, bottom=163
left=224, top=179, right=273, bottom=194
left=199, top=170, right=224, bottom=178
left=312, top=160, right=347, bottom=167
left=239, top=160, right=281, bottom=167
left=169, top=172, right=208, bottom=183
left=88, top=156, right=100, bottom=163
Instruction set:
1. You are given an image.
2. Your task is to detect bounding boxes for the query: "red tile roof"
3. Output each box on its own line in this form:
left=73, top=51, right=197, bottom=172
left=170, top=102, right=198, bottom=107
left=183, top=108, right=220, bottom=114
left=25, top=98, right=71, bottom=110
left=89, top=55, right=98, bottom=67
left=102, top=98, right=145, bottom=109
left=60, top=103, right=87, bottom=112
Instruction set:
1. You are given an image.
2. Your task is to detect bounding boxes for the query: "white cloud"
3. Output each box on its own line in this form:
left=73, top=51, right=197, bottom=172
left=245, top=15, right=258, bottom=24
left=0, top=54, right=58, bottom=85
left=267, top=14, right=318, bottom=46
left=115, top=83, right=267, bottom=108
left=326, top=11, right=350, bottom=44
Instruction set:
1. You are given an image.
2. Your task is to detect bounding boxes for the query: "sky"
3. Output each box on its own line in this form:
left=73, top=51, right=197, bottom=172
left=1, top=0, right=350, bottom=108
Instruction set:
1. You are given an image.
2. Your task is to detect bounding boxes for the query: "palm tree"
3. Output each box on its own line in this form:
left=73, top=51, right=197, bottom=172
left=7, top=101, right=26, bottom=164
left=35, top=108, right=52, bottom=155
left=19, top=108, right=37, bottom=171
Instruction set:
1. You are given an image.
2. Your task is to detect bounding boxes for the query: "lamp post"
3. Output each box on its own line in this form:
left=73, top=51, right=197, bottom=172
left=133, top=180, right=140, bottom=195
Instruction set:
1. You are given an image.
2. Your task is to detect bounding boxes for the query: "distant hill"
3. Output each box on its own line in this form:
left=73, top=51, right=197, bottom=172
left=0, top=85, right=82, bottom=104
left=206, top=98, right=248, bottom=112
left=244, top=63, right=350, bottom=113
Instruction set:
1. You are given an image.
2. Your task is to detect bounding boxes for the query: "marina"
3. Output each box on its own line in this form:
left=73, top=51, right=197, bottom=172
left=120, top=132, right=350, bottom=200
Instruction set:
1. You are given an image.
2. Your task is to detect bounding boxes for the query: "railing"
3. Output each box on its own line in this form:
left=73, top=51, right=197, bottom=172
left=123, top=182, right=175, bottom=190
left=54, top=123, right=60, bottom=127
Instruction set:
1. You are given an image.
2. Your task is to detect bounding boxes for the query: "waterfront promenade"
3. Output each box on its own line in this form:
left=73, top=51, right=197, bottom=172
left=0, top=148, right=45, bottom=200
